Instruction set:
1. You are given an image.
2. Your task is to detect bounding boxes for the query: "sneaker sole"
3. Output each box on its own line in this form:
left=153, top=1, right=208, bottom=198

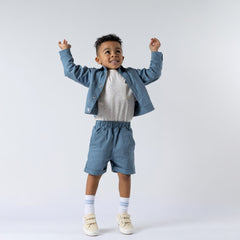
left=83, top=227, right=99, bottom=236
left=120, top=230, right=133, bottom=235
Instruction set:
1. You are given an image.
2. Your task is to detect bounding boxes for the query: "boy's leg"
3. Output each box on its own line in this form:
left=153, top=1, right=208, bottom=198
left=118, top=172, right=131, bottom=198
left=86, top=174, right=102, bottom=195
left=83, top=174, right=102, bottom=236
left=117, top=172, right=133, bottom=234
left=118, top=172, right=131, bottom=213
left=84, top=174, right=102, bottom=215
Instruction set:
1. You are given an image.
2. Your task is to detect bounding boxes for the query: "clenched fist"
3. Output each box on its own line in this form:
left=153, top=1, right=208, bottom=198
left=149, top=38, right=161, bottom=52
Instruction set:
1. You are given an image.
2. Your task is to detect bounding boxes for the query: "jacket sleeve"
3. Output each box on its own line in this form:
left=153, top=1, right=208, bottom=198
left=59, top=49, right=92, bottom=88
left=136, top=51, right=163, bottom=85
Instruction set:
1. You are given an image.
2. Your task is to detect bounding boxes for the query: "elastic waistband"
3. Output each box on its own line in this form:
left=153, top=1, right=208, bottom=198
left=95, top=120, right=131, bottom=128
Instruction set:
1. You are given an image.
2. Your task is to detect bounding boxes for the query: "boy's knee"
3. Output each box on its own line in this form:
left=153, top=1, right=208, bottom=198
left=118, top=173, right=131, bottom=181
left=88, top=174, right=102, bottom=180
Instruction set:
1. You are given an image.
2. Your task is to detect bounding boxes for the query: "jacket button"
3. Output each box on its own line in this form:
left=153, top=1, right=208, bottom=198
left=99, top=85, right=102, bottom=88
left=87, top=108, right=90, bottom=112
left=92, top=96, right=96, bottom=99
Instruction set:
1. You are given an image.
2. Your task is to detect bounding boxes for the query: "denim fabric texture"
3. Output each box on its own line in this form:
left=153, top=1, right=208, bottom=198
left=84, top=121, right=135, bottom=175
left=59, top=49, right=163, bottom=117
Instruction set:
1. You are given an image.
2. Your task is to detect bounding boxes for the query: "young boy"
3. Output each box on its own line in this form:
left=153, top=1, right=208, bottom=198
left=58, top=34, right=163, bottom=236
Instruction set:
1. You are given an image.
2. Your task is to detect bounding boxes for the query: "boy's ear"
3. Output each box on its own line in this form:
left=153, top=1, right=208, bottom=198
left=95, top=56, right=101, bottom=65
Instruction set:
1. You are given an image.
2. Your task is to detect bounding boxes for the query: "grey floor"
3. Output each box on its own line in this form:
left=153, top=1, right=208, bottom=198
left=1, top=210, right=240, bottom=240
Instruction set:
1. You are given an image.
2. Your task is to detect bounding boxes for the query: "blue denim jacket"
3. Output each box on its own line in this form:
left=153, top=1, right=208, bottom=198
left=59, top=49, right=163, bottom=117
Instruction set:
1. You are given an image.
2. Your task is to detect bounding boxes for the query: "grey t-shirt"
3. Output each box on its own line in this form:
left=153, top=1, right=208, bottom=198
left=94, top=69, right=135, bottom=122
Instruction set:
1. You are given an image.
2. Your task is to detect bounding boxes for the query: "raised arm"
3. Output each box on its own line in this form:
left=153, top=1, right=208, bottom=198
left=136, top=38, right=163, bottom=85
left=58, top=39, right=92, bottom=88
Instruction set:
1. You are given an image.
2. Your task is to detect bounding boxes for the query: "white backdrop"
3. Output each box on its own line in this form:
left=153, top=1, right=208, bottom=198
left=0, top=0, right=240, bottom=222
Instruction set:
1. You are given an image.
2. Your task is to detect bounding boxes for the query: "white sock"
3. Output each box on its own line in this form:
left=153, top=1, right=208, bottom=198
left=119, top=197, right=129, bottom=214
left=84, top=195, right=95, bottom=215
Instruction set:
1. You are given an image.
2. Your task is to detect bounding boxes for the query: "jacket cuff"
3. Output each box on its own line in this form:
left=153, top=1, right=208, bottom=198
left=151, top=51, right=163, bottom=62
left=59, top=48, right=72, bottom=59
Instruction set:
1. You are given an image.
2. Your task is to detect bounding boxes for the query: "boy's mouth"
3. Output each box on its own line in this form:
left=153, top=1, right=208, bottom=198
left=110, top=59, right=119, bottom=64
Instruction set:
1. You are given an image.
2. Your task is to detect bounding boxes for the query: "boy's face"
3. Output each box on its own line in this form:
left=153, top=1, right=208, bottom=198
left=95, top=41, right=124, bottom=69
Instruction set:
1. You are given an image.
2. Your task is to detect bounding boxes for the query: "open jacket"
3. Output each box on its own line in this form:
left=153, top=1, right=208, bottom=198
left=59, top=49, right=163, bottom=117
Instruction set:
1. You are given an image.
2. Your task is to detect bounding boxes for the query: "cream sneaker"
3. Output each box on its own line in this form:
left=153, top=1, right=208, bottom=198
left=116, top=213, right=134, bottom=234
left=83, top=213, right=99, bottom=236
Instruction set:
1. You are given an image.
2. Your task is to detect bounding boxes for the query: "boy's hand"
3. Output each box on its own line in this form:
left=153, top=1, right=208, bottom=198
left=58, top=39, right=71, bottom=50
left=149, top=38, right=161, bottom=52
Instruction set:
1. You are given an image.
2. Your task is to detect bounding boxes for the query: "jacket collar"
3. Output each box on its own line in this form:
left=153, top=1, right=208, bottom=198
left=100, top=65, right=126, bottom=73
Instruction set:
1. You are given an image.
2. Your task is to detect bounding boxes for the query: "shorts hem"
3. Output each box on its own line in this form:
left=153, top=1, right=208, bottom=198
left=84, top=167, right=106, bottom=176
left=112, top=167, right=136, bottom=175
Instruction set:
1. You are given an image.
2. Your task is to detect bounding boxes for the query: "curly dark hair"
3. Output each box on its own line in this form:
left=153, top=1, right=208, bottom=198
left=94, top=34, right=122, bottom=55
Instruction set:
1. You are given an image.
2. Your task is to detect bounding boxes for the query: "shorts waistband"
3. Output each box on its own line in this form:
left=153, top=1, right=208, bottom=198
left=95, top=120, right=131, bottom=128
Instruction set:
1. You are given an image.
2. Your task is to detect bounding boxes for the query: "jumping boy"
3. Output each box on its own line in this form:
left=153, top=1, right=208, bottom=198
left=58, top=34, right=163, bottom=236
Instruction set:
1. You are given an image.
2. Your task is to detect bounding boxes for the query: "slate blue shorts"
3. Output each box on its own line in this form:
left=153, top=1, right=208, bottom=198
left=84, top=120, right=136, bottom=176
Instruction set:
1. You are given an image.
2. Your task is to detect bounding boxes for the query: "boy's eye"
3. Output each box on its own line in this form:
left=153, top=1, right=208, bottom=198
left=105, top=51, right=110, bottom=54
left=116, top=50, right=121, bottom=53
